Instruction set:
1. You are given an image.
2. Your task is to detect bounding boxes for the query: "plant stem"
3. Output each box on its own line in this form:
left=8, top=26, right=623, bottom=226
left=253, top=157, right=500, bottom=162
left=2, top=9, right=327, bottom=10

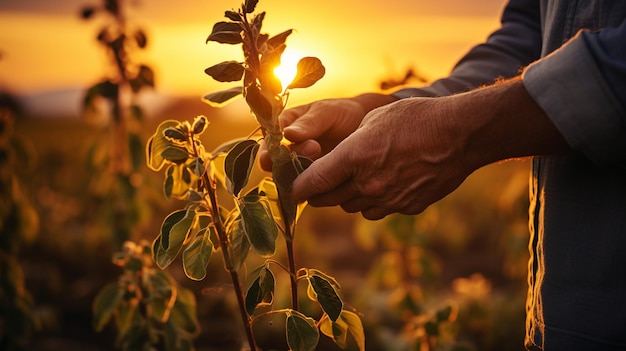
left=194, top=139, right=258, bottom=351
left=285, top=238, right=299, bottom=311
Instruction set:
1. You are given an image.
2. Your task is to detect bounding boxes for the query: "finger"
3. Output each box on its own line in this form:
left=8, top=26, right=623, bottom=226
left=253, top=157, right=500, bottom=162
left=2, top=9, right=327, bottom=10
left=289, top=140, right=322, bottom=160
left=281, top=104, right=333, bottom=143
left=339, top=196, right=375, bottom=214
left=308, top=181, right=359, bottom=207
left=290, top=150, right=352, bottom=202
left=361, top=207, right=393, bottom=221
left=258, top=146, right=272, bottom=172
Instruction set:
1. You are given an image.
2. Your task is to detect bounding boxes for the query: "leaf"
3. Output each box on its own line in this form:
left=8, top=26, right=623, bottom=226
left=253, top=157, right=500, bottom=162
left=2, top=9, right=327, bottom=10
left=147, top=120, right=179, bottom=171
left=129, top=65, right=155, bottom=92
left=245, top=84, right=273, bottom=121
left=205, top=61, right=245, bottom=82
left=245, top=267, right=275, bottom=315
left=134, top=29, right=147, bottom=48
left=154, top=208, right=194, bottom=269
left=211, top=137, right=250, bottom=156
left=163, top=127, right=187, bottom=143
left=244, top=0, right=259, bottom=13
left=309, top=274, right=343, bottom=322
left=182, top=228, right=214, bottom=281
left=224, top=10, right=241, bottom=21
left=285, top=311, right=320, bottom=351
left=168, top=287, right=200, bottom=336
left=287, top=57, right=325, bottom=89
left=238, top=194, right=278, bottom=257
left=206, top=21, right=242, bottom=44
left=273, top=146, right=312, bottom=235
left=164, top=163, right=194, bottom=199
left=192, top=115, right=208, bottom=135
left=227, top=216, right=250, bottom=272
left=341, top=310, right=365, bottom=351
left=224, top=139, right=260, bottom=196
left=92, top=282, right=125, bottom=331
left=202, top=86, right=242, bottom=107
left=161, top=145, right=189, bottom=164
left=267, top=29, right=293, bottom=49
left=148, top=271, right=176, bottom=323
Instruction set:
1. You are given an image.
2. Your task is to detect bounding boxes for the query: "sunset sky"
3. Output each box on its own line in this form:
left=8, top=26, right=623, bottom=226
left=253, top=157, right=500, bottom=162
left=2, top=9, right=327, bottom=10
left=0, top=0, right=505, bottom=106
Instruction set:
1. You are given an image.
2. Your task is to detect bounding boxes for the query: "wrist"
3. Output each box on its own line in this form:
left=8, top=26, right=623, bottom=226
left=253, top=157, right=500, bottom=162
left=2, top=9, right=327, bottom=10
left=451, top=77, right=570, bottom=170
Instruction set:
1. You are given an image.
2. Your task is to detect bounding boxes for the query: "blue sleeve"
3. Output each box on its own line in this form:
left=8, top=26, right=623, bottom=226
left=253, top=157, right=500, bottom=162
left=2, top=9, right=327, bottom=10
left=393, top=0, right=542, bottom=98
left=522, top=24, right=626, bottom=166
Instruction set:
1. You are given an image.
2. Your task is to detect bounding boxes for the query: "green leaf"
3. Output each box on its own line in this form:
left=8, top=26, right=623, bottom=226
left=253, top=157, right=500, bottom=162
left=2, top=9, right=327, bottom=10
left=205, top=61, right=245, bottom=82
left=245, top=267, right=275, bottom=315
left=182, top=228, right=214, bottom=281
left=309, top=274, right=343, bottom=322
left=239, top=195, right=278, bottom=257
left=148, top=271, right=175, bottom=322
left=147, top=120, right=179, bottom=171
left=341, top=310, right=365, bottom=351
left=163, top=127, right=187, bottom=143
left=168, top=287, right=200, bottom=336
left=164, top=163, right=194, bottom=199
left=319, top=311, right=364, bottom=351
left=161, top=145, right=189, bottom=164
left=206, top=21, right=242, bottom=44
left=192, top=115, right=208, bottom=135
left=287, top=57, right=325, bottom=89
left=245, top=84, right=273, bottom=121
left=154, top=208, right=194, bottom=269
left=202, top=86, right=242, bottom=106
left=224, top=139, right=260, bottom=196
left=286, top=311, right=320, bottom=351
left=227, top=216, right=250, bottom=271
left=92, top=282, right=125, bottom=331
left=211, top=137, right=250, bottom=156
left=244, top=0, right=259, bottom=13
left=272, top=146, right=312, bottom=236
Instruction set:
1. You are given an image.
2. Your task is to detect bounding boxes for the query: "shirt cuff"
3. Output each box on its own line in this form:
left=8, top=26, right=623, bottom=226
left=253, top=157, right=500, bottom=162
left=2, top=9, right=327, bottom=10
left=522, top=31, right=626, bottom=165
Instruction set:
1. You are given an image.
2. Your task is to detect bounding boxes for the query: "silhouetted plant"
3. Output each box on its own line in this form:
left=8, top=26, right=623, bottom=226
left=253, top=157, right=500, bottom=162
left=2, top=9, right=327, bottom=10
left=145, top=1, right=364, bottom=350
left=92, top=240, right=200, bottom=351
left=0, top=104, right=40, bottom=351
left=80, top=0, right=155, bottom=247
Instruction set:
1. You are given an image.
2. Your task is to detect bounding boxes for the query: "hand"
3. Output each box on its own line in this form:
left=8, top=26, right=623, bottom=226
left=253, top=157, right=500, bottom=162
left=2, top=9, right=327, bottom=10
left=289, top=96, right=472, bottom=220
left=288, top=78, right=570, bottom=220
left=259, top=94, right=396, bottom=171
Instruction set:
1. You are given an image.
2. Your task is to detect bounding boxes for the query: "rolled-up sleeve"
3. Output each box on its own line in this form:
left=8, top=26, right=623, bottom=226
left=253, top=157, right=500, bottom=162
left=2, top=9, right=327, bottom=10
left=522, top=26, right=626, bottom=166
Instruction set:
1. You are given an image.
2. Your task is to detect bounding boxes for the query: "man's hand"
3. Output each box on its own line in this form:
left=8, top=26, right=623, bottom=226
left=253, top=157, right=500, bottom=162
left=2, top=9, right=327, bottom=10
left=288, top=78, right=570, bottom=220
left=259, top=94, right=397, bottom=171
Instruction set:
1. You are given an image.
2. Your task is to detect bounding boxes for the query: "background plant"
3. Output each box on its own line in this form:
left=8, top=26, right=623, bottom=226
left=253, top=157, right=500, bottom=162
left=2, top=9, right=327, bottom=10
left=0, top=101, right=40, bottom=351
left=92, top=240, right=200, bottom=351
left=80, top=0, right=155, bottom=248
left=145, top=1, right=364, bottom=350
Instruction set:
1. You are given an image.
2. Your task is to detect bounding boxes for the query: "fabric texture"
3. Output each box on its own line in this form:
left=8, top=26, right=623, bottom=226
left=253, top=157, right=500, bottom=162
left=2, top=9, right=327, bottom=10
left=392, top=0, right=626, bottom=349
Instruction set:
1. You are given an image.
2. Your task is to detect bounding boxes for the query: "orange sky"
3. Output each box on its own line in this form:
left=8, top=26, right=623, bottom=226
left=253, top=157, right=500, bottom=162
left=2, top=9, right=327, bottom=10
left=0, top=0, right=503, bottom=105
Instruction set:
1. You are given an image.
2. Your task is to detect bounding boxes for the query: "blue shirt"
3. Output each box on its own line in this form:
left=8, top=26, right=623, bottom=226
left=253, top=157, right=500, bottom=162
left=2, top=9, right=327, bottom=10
left=393, top=1, right=626, bottom=349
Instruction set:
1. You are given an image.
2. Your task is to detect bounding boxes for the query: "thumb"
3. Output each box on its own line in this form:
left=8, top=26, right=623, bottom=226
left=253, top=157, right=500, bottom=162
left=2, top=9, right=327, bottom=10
left=290, top=147, right=352, bottom=202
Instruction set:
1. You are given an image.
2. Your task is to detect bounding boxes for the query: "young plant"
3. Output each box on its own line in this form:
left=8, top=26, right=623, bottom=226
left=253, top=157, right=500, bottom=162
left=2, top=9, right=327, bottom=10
left=80, top=0, right=155, bottom=247
left=146, top=1, right=364, bottom=350
left=92, top=240, right=200, bottom=351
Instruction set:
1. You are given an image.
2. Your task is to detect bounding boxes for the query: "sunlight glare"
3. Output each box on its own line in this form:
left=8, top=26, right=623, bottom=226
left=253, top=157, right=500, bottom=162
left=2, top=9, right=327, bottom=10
left=274, top=49, right=301, bottom=89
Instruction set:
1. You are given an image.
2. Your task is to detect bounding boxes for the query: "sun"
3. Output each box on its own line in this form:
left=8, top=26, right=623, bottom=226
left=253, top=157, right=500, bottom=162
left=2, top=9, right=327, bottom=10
left=274, top=49, right=302, bottom=89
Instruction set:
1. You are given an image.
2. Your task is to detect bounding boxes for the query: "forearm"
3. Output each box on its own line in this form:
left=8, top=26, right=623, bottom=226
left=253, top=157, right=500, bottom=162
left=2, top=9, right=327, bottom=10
left=447, top=77, right=571, bottom=170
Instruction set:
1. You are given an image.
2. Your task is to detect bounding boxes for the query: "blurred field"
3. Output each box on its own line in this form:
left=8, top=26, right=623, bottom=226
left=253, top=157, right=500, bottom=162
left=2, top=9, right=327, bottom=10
left=8, top=94, right=532, bottom=351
